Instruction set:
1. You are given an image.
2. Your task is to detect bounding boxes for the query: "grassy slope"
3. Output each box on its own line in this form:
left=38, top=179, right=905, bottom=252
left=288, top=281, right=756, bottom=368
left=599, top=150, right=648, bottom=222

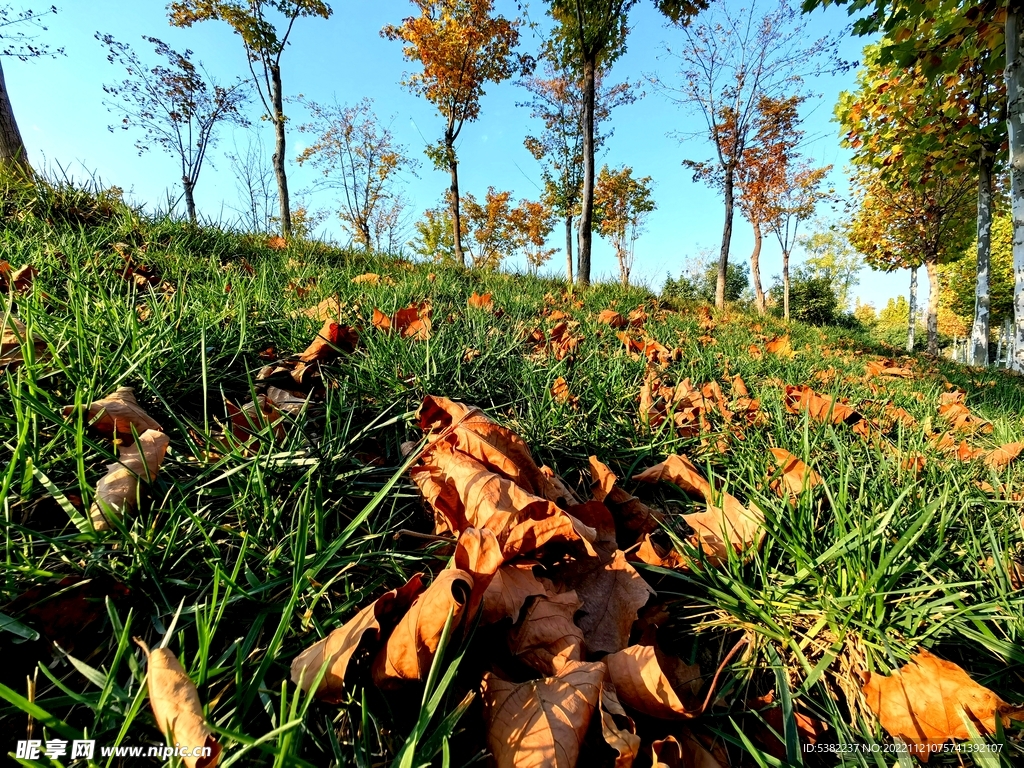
left=1, top=175, right=1023, bottom=766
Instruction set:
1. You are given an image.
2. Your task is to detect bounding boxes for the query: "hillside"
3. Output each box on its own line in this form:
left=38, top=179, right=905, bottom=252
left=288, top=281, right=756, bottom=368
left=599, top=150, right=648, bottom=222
left=1, top=174, right=1023, bottom=766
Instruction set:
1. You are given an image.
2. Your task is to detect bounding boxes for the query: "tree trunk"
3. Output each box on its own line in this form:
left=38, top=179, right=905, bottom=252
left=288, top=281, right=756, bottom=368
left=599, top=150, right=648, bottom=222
left=1008, top=6, right=1024, bottom=372
left=617, top=246, right=629, bottom=286
left=925, top=257, right=940, bottom=355
left=577, top=53, right=596, bottom=287
left=971, top=150, right=993, bottom=365
left=183, top=179, right=197, bottom=223
left=750, top=219, right=765, bottom=314
left=716, top=167, right=734, bottom=310
left=447, top=139, right=465, bottom=267
left=270, top=63, right=292, bottom=238
left=564, top=214, right=573, bottom=283
left=907, top=265, right=918, bottom=352
left=0, top=60, right=29, bottom=171
left=782, top=247, right=791, bottom=321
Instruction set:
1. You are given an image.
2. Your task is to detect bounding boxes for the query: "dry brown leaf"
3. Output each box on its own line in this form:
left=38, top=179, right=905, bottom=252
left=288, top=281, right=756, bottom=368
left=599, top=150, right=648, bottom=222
left=1, top=315, right=46, bottom=369
left=589, top=456, right=661, bottom=538
left=605, top=644, right=703, bottom=720
left=266, top=235, right=287, bottom=250
left=482, top=659, right=605, bottom=768
left=136, top=640, right=221, bottom=768
left=598, top=309, right=627, bottom=328
left=468, top=291, right=494, bottom=310
left=454, top=526, right=503, bottom=621
left=393, top=302, right=432, bottom=340
left=938, top=399, right=992, bottom=434
left=225, top=396, right=285, bottom=446
left=508, top=590, right=584, bottom=675
left=862, top=650, right=1024, bottom=761
left=768, top=448, right=822, bottom=499
left=351, top=272, right=381, bottom=284
left=748, top=691, right=828, bottom=761
left=372, top=569, right=474, bottom=687
left=294, top=296, right=342, bottom=322
left=627, top=306, right=648, bottom=327
left=7, top=263, right=38, bottom=293
left=297, top=320, right=359, bottom=363
left=634, top=455, right=764, bottom=567
left=90, top=429, right=170, bottom=531
left=551, top=376, right=579, bottom=407
left=63, top=386, right=162, bottom=441
left=765, top=335, right=794, bottom=358
left=631, top=534, right=688, bottom=570
left=784, top=385, right=871, bottom=438
left=865, top=358, right=913, bottom=378
left=985, top=442, right=1023, bottom=470
left=600, top=684, right=641, bottom=767
left=731, top=375, right=749, bottom=397
left=291, top=574, right=425, bottom=702
left=649, top=732, right=727, bottom=768
left=481, top=562, right=550, bottom=625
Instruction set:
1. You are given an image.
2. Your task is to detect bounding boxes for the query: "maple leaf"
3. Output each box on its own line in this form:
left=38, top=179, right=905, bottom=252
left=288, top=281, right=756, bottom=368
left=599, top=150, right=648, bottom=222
left=768, top=448, right=822, bottom=499
left=468, top=291, right=494, bottom=310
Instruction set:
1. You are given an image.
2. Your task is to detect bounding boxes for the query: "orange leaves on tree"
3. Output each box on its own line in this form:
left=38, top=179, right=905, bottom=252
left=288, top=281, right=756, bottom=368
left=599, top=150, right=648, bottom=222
left=862, top=650, right=1024, bottom=761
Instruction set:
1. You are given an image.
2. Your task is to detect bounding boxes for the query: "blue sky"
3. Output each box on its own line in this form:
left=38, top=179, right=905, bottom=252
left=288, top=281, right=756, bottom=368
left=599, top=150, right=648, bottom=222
left=8, top=0, right=913, bottom=310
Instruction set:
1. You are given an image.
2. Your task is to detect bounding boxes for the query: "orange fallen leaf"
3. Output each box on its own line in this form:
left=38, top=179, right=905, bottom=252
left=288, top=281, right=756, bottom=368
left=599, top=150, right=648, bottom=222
left=600, top=684, right=641, bottom=767
left=136, top=640, right=221, bottom=768
left=605, top=644, right=703, bottom=719
left=294, top=296, right=342, bottom=322
left=266, top=235, right=287, bottom=250
left=598, top=309, right=627, bottom=328
left=90, top=429, right=170, bottom=531
left=768, top=448, right=822, bottom=499
left=1, top=315, right=46, bottom=369
left=938, top=397, right=992, bottom=434
left=985, top=442, right=1023, bottom=470
left=291, top=574, right=425, bottom=702
left=865, top=358, right=913, bottom=378
left=631, top=533, right=688, bottom=570
left=650, top=731, right=727, bottom=767
left=765, top=335, right=794, bottom=358
left=468, top=291, right=493, bottom=310
left=551, top=376, right=579, bottom=407
left=862, top=649, right=1024, bottom=761
left=748, top=343, right=763, bottom=359
left=371, top=307, right=391, bottom=331
left=784, top=385, right=871, bottom=437
left=6, top=263, right=38, bottom=294
left=589, top=456, right=662, bottom=538
left=351, top=272, right=381, bottom=284
left=481, top=562, right=550, bottom=625
left=297, top=319, right=358, bottom=363
left=63, top=386, right=162, bottom=442
left=507, top=591, right=584, bottom=675
left=482, top=659, right=605, bottom=768
left=393, top=302, right=432, bottom=340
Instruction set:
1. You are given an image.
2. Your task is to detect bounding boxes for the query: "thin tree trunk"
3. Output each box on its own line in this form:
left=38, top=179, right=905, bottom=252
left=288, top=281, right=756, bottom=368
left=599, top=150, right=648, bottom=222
left=1008, top=7, right=1024, bottom=372
left=577, top=53, right=596, bottom=286
left=183, top=179, right=197, bottom=223
left=782, top=248, right=791, bottom=321
left=971, top=151, right=994, bottom=365
left=617, top=245, right=629, bottom=286
left=750, top=219, right=765, bottom=314
left=907, top=266, right=918, bottom=352
left=447, top=138, right=465, bottom=267
left=0, top=60, right=28, bottom=171
left=716, top=167, right=734, bottom=310
left=270, top=63, right=291, bottom=237
left=565, top=214, right=573, bottom=283
left=925, top=257, right=940, bottom=355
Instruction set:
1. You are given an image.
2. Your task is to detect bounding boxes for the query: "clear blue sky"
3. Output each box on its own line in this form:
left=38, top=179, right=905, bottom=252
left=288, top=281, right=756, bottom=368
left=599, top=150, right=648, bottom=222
left=8, top=0, right=913, bottom=311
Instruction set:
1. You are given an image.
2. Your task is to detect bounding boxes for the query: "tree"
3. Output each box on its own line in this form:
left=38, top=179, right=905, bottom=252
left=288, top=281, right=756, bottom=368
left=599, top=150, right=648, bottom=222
left=848, top=166, right=975, bottom=354
left=508, top=197, right=558, bottom=273
left=460, top=188, right=556, bottom=270
left=169, top=0, right=333, bottom=237
left=592, top=164, right=656, bottom=285
left=656, top=0, right=843, bottom=309
left=227, top=131, right=276, bottom=232
left=769, top=267, right=840, bottom=325
left=99, top=35, right=248, bottom=223
left=798, top=220, right=861, bottom=310
left=409, top=202, right=456, bottom=262
left=383, top=0, right=527, bottom=268
left=0, top=4, right=64, bottom=170
left=663, top=252, right=749, bottom=303
left=296, top=97, right=415, bottom=250
left=518, top=51, right=635, bottom=282
left=735, top=94, right=803, bottom=313
left=548, top=0, right=707, bottom=286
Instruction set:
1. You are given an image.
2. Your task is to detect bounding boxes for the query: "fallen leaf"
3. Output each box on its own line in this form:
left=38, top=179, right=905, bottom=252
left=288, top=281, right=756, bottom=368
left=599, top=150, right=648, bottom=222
left=551, top=376, right=579, bottom=407
left=589, top=456, right=662, bottom=538
left=985, top=442, right=1023, bottom=470
left=938, top=398, right=992, bottom=434
left=291, top=574, right=425, bottom=702
left=63, top=387, right=162, bottom=442
left=1, top=315, right=46, bottom=369
left=297, top=320, right=358, bottom=363
left=865, top=358, right=913, bottom=378
left=136, top=640, right=221, bottom=768
left=393, top=302, right=432, bottom=340
left=7, top=263, right=38, bottom=293
left=351, top=272, right=381, bottom=284
left=295, top=296, right=342, bottom=322
left=598, top=309, right=627, bottom=328
left=765, top=335, right=794, bottom=358
left=783, top=385, right=871, bottom=437
left=600, top=684, right=642, bottom=767
left=649, top=732, right=727, bottom=768
left=481, top=562, right=550, bottom=625
left=9, top=575, right=129, bottom=652
left=862, top=649, right=1024, bottom=761
left=373, top=569, right=474, bottom=687
left=631, top=533, right=688, bottom=570
left=749, top=691, right=828, bottom=761
left=90, top=430, right=170, bottom=531
left=605, top=644, right=703, bottom=719
left=468, top=291, right=494, bottom=310
left=507, top=590, right=585, bottom=675
left=482, top=659, right=605, bottom=768
left=267, top=235, right=287, bottom=250
left=768, top=448, right=822, bottom=499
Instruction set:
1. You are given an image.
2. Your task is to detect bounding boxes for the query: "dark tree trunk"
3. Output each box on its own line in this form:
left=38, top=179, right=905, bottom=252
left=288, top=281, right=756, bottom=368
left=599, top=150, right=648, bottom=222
left=269, top=63, right=291, bottom=237
left=750, top=219, right=765, bottom=314
left=0, top=60, right=28, bottom=172
left=925, top=257, right=940, bottom=355
left=577, top=53, right=596, bottom=286
left=971, top=150, right=994, bottom=365
left=183, top=179, right=197, bottom=223
left=716, top=166, right=734, bottom=310
left=564, top=214, right=573, bottom=283
left=447, top=136, right=465, bottom=267
left=1007, top=6, right=1024, bottom=372
left=782, top=247, right=791, bottom=321
left=907, top=265, right=918, bottom=352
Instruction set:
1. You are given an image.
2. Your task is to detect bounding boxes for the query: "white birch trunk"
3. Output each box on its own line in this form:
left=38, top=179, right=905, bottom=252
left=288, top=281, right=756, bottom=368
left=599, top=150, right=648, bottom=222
left=971, top=153, right=993, bottom=365
left=1007, top=8, right=1024, bottom=372
left=907, top=266, right=918, bottom=353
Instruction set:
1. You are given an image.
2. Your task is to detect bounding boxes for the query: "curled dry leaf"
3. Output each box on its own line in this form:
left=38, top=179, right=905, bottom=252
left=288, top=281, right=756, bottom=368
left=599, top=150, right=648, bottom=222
left=632, top=533, right=688, bottom=570
left=551, top=376, right=579, bottom=408
left=605, top=644, right=703, bottom=720
left=454, top=526, right=503, bottom=620
left=1, top=315, right=47, bottom=369
left=600, top=683, right=641, bottom=768
left=90, top=429, right=170, bottom=531
left=63, top=386, right=162, bottom=441
left=482, top=562, right=550, bottom=625
left=482, top=659, right=605, bottom=768
left=938, top=396, right=992, bottom=434
left=634, top=455, right=765, bottom=567
left=598, top=309, right=627, bottom=328
left=297, top=319, right=358, bottom=363
left=468, top=291, right=493, bottom=310
left=351, top=272, right=381, bottom=284
left=865, top=358, right=913, bottom=378
left=863, top=650, right=1024, bottom=761
left=507, top=590, right=584, bottom=675
left=985, top=442, right=1023, bottom=470
left=394, top=302, right=432, bottom=340
left=768, top=448, right=822, bottom=499
left=784, top=385, right=871, bottom=437
left=590, top=456, right=661, bottom=538
left=2, top=262, right=38, bottom=293
left=136, top=640, right=221, bottom=768
left=649, top=731, right=727, bottom=768
left=765, top=335, right=794, bottom=358
left=291, top=574, right=425, bottom=703
left=225, top=396, right=285, bottom=447
left=372, top=569, right=474, bottom=687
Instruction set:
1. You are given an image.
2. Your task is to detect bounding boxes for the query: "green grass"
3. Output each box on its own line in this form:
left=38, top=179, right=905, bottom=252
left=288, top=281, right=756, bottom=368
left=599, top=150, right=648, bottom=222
left=1, top=170, right=1023, bottom=766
